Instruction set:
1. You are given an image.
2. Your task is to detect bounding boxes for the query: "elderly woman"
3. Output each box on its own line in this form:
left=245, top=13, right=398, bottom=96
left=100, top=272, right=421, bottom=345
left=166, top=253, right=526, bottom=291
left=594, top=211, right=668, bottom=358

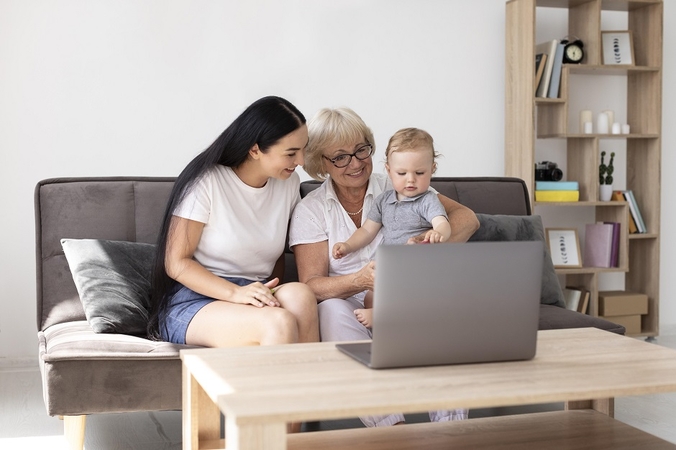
left=288, top=107, right=479, bottom=427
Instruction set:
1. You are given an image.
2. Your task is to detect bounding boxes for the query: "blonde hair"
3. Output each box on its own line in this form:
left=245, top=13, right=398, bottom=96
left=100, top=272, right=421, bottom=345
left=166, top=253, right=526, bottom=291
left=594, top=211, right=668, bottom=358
left=304, top=107, right=376, bottom=181
left=385, top=128, right=440, bottom=162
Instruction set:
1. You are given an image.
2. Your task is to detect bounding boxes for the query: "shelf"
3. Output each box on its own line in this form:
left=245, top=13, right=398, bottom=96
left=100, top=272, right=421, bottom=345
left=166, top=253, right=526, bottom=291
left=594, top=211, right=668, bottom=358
left=535, top=201, right=628, bottom=207
left=534, top=97, right=566, bottom=104
left=506, top=0, right=662, bottom=338
left=567, top=64, right=660, bottom=75
left=555, top=267, right=629, bottom=275
left=536, top=0, right=661, bottom=11
left=629, top=232, right=658, bottom=240
left=537, top=134, right=659, bottom=139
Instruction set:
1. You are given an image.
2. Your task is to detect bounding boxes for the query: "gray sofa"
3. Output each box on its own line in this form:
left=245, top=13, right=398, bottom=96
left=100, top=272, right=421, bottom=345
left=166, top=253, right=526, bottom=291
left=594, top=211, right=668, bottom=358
left=34, top=176, right=624, bottom=448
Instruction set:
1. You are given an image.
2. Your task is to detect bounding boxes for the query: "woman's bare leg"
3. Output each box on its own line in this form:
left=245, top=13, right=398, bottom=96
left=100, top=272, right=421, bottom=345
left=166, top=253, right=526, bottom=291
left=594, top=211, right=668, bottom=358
left=273, top=282, right=319, bottom=343
left=186, top=300, right=299, bottom=347
left=186, top=282, right=318, bottom=347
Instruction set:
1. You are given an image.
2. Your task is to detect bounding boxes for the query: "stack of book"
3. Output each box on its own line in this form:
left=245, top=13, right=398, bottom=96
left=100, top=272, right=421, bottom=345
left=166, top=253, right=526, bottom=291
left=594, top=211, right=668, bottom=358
left=612, top=190, right=647, bottom=233
left=535, top=39, right=565, bottom=98
left=534, top=181, right=579, bottom=202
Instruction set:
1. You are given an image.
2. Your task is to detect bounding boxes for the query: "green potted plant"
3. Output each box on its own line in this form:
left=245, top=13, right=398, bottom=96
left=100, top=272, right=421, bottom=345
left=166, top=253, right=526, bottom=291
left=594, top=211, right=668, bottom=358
left=599, top=151, right=615, bottom=201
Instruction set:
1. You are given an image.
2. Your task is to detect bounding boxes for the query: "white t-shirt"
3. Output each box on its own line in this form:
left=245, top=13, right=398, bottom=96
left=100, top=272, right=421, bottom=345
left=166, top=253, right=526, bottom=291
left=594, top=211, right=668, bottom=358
left=288, top=173, right=390, bottom=279
left=174, top=165, right=301, bottom=281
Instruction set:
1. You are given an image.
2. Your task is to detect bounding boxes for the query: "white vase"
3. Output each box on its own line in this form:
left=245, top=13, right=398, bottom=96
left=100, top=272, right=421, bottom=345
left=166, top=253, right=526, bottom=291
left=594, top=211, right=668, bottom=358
left=597, top=112, right=609, bottom=134
left=599, top=184, right=613, bottom=201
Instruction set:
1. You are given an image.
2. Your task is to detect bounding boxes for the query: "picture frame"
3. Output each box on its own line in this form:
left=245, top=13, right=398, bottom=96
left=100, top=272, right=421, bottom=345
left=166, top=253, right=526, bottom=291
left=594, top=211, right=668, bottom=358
left=546, top=228, right=582, bottom=268
left=602, top=30, right=635, bottom=66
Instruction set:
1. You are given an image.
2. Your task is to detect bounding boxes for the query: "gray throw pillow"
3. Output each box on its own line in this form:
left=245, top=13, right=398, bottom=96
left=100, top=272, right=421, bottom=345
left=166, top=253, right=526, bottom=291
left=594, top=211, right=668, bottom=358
left=61, top=238, right=155, bottom=335
left=469, top=214, right=565, bottom=308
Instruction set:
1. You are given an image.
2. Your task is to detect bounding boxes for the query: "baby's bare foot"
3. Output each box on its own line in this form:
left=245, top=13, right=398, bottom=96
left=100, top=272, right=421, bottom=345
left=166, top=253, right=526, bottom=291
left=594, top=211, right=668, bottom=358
left=354, top=308, right=373, bottom=328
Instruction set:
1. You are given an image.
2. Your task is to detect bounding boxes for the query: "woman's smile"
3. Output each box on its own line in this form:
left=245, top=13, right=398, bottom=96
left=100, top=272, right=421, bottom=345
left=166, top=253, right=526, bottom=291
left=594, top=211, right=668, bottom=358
left=346, top=167, right=366, bottom=178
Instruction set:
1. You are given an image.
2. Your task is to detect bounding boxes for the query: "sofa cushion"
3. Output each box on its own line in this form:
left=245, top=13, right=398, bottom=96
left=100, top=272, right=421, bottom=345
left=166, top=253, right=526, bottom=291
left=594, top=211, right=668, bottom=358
left=39, top=321, right=188, bottom=361
left=469, top=214, right=565, bottom=308
left=61, top=239, right=155, bottom=335
left=38, top=321, right=193, bottom=415
left=538, top=305, right=625, bottom=334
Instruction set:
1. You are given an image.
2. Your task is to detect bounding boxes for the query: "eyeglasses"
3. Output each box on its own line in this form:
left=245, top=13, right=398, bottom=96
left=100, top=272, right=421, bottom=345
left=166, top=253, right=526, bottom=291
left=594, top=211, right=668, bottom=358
left=322, top=144, right=374, bottom=168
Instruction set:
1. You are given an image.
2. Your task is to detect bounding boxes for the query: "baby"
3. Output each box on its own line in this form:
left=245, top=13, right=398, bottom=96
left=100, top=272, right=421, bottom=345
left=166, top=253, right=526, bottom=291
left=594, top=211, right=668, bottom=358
left=332, top=127, right=450, bottom=327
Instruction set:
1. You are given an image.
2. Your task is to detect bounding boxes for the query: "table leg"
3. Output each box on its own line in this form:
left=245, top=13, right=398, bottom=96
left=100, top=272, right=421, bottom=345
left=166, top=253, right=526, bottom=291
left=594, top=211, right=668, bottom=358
left=565, top=398, right=615, bottom=417
left=183, top=363, right=222, bottom=450
left=225, top=415, right=287, bottom=450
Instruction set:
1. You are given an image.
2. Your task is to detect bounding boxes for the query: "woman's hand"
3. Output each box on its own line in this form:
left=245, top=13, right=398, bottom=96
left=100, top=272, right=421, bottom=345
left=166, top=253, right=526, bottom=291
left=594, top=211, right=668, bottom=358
left=352, top=260, right=376, bottom=291
left=231, top=279, right=281, bottom=308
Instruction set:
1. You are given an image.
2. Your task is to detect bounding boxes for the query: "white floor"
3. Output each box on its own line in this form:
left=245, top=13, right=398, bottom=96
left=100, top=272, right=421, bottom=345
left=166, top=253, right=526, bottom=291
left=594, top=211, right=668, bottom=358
left=2, top=330, right=676, bottom=449
left=0, top=364, right=183, bottom=450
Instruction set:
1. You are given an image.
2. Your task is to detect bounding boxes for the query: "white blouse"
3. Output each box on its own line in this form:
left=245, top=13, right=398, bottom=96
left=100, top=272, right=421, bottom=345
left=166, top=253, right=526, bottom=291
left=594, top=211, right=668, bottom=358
left=288, top=173, right=390, bottom=279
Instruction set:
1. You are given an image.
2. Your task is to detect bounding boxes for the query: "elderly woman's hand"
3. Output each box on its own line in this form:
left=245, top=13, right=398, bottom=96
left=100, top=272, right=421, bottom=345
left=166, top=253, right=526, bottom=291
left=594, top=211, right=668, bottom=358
left=353, top=260, right=376, bottom=291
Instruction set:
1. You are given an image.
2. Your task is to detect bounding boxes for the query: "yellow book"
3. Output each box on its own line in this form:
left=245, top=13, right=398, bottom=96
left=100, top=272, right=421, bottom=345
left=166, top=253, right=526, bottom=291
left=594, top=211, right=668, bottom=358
left=535, top=190, right=579, bottom=202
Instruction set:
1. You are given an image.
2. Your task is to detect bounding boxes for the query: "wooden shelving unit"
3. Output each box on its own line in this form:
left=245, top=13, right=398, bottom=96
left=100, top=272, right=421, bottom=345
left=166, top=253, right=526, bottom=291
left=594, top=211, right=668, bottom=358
left=505, top=0, right=662, bottom=337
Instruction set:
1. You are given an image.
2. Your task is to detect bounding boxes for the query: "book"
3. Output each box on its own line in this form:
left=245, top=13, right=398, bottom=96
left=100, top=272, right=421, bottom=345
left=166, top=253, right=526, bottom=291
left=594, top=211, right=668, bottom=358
left=625, top=190, right=647, bottom=233
left=604, top=221, right=621, bottom=267
left=535, top=40, right=558, bottom=98
left=624, top=191, right=645, bottom=233
left=563, top=287, right=582, bottom=311
left=534, top=190, right=579, bottom=202
left=536, top=181, right=579, bottom=191
left=577, top=288, right=590, bottom=314
left=547, top=41, right=566, bottom=98
left=584, top=222, right=614, bottom=267
left=535, top=53, right=547, bottom=95
left=621, top=190, right=646, bottom=233
left=612, top=190, right=638, bottom=234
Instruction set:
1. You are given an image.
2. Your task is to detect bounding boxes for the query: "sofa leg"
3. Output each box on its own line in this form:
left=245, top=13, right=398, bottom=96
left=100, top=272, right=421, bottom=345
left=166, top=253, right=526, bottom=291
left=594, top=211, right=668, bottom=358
left=63, top=415, right=86, bottom=450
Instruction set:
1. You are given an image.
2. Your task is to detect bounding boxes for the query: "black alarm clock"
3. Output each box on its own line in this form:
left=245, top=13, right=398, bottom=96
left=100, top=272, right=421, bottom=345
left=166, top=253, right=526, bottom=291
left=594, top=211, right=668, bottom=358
left=561, top=38, right=584, bottom=64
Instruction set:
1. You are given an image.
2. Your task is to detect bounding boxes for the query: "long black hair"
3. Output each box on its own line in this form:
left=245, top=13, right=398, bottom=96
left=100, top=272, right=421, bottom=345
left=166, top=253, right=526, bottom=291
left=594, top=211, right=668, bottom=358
left=147, top=96, right=306, bottom=340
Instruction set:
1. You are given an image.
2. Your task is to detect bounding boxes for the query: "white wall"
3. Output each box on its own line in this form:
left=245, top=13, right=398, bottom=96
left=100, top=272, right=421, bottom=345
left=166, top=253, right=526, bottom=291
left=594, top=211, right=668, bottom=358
left=0, top=0, right=673, bottom=359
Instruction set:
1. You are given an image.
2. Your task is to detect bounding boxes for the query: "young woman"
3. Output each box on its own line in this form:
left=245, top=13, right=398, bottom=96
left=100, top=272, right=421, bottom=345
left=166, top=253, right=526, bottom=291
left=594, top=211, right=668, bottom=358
left=148, top=96, right=318, bottom=350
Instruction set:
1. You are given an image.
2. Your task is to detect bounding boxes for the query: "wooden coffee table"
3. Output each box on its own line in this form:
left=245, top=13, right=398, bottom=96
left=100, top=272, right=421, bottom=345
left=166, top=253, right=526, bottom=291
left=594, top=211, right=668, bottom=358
left=181, top=328, right=676, bottom=450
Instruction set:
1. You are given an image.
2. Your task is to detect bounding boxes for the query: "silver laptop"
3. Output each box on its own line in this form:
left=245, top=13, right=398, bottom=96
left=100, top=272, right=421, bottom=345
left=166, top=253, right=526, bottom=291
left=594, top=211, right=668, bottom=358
left=336, top=241, right=543, bottom=369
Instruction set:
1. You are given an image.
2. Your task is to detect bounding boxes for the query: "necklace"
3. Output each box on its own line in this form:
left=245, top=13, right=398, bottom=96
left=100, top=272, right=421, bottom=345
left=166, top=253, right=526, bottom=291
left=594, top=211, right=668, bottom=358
left=345, top=205, right=364, bottom=216
left=333, top=181, right=365, bottom=216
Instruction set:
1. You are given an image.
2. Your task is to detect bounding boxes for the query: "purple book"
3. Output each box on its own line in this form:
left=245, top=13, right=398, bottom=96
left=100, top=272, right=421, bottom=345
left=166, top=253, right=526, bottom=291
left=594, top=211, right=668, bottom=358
left=604, top=222, right=621, bottom=267
left=584, top=223, right=614, bottom=268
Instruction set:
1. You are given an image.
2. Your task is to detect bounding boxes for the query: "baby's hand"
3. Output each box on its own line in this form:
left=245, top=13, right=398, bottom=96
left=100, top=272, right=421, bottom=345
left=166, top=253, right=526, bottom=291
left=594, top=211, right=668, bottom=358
left=424, top=229, right=446, bottom=244
left=333, top=242, right=350, bottom=259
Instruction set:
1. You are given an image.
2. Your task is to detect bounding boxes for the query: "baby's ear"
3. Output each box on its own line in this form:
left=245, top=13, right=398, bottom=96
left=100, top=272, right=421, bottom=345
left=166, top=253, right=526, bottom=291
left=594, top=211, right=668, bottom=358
left=432, top=162, right=438, bottom=174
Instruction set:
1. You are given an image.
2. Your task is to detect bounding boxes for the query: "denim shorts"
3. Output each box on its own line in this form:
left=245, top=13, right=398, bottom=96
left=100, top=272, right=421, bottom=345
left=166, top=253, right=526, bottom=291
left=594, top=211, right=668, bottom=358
left=159, top=277, right=258, bottom=344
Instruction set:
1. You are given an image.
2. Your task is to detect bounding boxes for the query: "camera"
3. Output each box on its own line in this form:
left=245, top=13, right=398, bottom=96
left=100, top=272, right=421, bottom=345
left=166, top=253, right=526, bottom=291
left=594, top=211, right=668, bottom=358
left=535, top=161, right=563, bottom=182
